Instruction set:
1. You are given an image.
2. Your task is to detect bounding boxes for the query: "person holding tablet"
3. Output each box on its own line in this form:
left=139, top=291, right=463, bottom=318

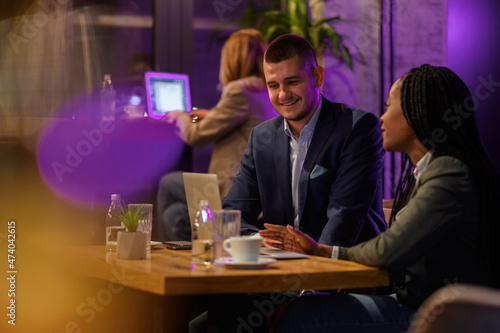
left=157, top=29, right=275, bottom=241
left=260, top=64, right=500, bottom=332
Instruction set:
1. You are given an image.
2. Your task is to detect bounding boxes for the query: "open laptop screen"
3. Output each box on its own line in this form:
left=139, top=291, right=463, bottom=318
left=145, top=71, right=191, bottom=119
left=182, top=172, right=222, bottom=226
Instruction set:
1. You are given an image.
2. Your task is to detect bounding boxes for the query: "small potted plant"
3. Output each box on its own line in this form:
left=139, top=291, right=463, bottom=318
left=116, top=205, right=147, bottom=259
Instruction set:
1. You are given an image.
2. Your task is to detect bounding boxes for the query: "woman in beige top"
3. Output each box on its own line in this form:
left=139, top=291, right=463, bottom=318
left=157, top=29, right=276, bottom=241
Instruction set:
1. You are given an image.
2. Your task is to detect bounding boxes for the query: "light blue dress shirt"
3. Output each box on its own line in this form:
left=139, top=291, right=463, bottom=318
left=283, top=98, right=323, bottom=229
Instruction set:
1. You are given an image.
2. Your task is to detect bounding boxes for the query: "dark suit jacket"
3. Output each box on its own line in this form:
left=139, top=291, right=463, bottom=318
left=223, top=96, right=387, bottom=247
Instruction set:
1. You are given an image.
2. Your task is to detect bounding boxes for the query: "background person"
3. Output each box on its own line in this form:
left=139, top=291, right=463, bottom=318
left=156, top=29, right=275, bottom=241
left=261, top=64, right=500, bottom=333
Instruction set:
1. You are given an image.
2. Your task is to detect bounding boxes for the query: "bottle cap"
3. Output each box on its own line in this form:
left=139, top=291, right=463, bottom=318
left=111, top=194, right=121, bottom=200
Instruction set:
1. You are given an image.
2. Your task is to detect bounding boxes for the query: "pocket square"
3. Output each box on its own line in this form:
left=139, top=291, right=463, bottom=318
left=310, top=164, right=329, bottom=179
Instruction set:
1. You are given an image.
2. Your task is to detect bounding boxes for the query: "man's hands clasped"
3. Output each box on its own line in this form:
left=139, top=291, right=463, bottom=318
left=259, top=223, right=318, bottom=254
left=259, top=223, right=333, bottom=258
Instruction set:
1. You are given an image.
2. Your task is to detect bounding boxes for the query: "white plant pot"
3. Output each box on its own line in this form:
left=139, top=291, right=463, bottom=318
left=117, top=231, right=147, bottom=259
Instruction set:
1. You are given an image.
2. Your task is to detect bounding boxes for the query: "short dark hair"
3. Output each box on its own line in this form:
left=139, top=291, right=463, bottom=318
left=264, top=34, right=318, bottom=69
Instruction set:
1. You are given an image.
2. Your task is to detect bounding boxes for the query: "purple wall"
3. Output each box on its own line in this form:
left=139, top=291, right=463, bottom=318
left=447, top=0, right=500, bottom=171
left=324, top=0, right=450, bottom=197
left=325, top=0, right=500, bottom=195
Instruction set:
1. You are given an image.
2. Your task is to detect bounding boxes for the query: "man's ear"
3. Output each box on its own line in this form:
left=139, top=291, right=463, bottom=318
left=313, top=66, right=325, bottom=87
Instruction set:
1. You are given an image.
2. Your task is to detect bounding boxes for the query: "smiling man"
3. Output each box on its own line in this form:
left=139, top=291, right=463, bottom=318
left=223, top=34, right=387, bottom=247
left=264, top=53, right=323, bottom=136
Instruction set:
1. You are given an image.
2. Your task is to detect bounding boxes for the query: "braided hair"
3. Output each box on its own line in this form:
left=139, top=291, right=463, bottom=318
left=389, top=153, right=415, bottom=224
left=392, top=64, right=500, bottom=286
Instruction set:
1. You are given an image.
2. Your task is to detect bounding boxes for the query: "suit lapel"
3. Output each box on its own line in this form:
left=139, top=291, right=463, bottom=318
left=303, top=97, right=337, bottom=172
left=273, top=121, right=294, bottom=224
left=298, top=97, right=338, bottom=221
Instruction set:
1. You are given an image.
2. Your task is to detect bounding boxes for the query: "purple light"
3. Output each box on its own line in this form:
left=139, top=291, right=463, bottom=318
left=37, top=104, right=185, bottom=207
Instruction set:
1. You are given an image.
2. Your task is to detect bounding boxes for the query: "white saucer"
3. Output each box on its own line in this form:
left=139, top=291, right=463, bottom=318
left=215, top=257, right=277, bottom=269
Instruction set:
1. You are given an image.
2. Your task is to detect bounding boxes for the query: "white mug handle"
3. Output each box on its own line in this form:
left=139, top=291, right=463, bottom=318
left=223, top=239, right=232, bottom=255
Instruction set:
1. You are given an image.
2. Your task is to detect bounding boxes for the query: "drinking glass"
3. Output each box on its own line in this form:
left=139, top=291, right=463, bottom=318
left=212, top=209, right=241, bottom=261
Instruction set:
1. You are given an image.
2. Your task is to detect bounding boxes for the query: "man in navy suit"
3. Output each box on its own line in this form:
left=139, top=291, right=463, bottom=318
left=223, top=34, right=387, bottom=247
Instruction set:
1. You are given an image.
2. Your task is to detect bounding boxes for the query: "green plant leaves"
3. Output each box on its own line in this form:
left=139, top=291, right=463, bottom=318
left=211, top=0, right=354, bottom=70
left=118, top=205, right=143, bottom=233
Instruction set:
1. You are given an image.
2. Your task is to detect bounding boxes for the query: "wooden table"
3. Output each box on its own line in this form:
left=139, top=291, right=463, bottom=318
left=73, top=245, right=389, bottom=332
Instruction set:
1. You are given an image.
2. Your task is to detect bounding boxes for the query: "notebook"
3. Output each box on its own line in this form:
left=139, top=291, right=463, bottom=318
left=144, top=71, right=192, bottom=119
left=182, top=172, right=222, bottom=226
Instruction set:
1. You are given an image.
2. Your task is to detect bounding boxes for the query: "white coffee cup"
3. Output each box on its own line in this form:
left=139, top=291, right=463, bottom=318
left=223, top=236, right=262, bottom=263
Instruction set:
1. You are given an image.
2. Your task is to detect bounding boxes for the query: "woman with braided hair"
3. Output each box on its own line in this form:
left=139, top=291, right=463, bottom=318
left=260, top=64, right=500, bottom=332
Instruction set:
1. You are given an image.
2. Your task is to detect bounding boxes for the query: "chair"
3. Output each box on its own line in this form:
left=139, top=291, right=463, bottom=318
left=407, top=284, right=500, bottom=333
left=383, top=208, right=392, bottom=224
left=382, top=198, right=394, bottom=224
left=383, top=198, right=394, bottom=209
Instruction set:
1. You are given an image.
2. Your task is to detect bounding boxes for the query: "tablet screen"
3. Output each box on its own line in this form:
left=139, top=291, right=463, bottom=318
left=145, top=71, right=191, bottom=119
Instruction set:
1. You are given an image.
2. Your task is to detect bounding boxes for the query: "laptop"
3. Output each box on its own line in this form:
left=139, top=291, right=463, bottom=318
left=182, top=172, right=222, bottom=226
left=144, top=71, right=192, bottom=119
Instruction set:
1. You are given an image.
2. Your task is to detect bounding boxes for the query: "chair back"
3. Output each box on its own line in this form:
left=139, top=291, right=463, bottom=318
left=383, top=208, right=392, bottom=224
left=407, top=284, right=500, bottom=333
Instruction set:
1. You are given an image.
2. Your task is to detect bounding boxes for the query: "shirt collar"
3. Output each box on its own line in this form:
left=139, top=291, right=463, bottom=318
left=413, top=151, right=433, bottom=183
left=283, top=97, right=323, bottom=139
